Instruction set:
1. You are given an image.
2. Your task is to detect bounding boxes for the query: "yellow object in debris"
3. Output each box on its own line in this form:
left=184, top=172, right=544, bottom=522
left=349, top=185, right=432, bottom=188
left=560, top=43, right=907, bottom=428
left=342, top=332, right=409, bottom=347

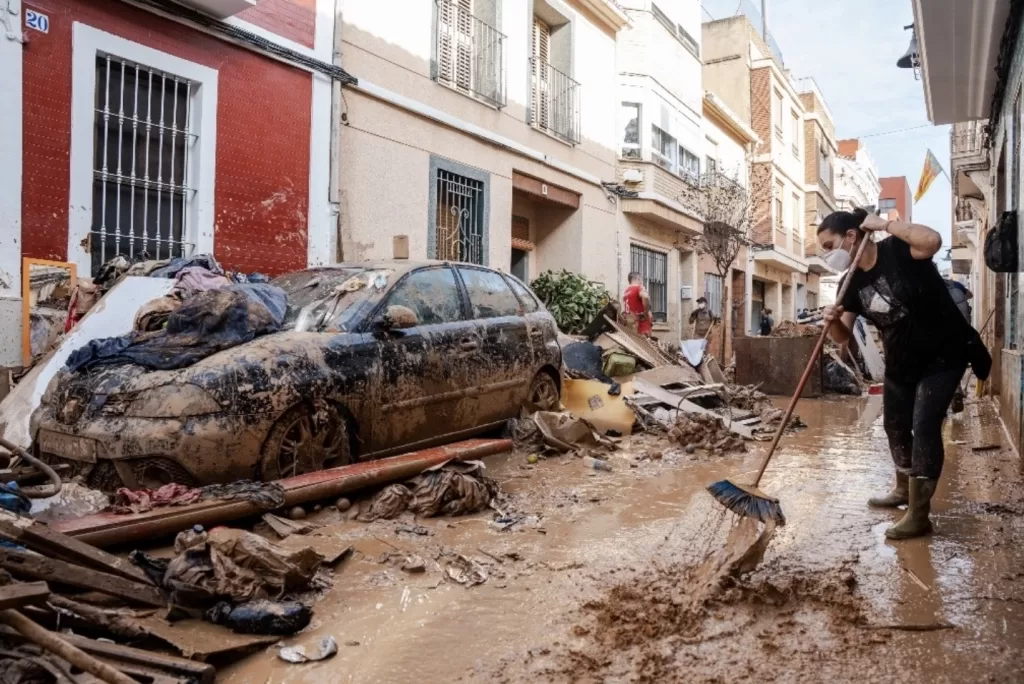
left=562, top=378, right=635, bottom=436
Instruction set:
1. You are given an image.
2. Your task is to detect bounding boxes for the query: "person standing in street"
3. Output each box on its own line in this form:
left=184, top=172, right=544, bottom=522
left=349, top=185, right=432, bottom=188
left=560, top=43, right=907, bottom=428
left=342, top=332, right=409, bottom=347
left=689, top=296, right=715, bottom=338
left=621, top=272, right=652, bottom=337
left=818, top=208, right=990, bottom=540
left=759, top=308, right=774, bottom=336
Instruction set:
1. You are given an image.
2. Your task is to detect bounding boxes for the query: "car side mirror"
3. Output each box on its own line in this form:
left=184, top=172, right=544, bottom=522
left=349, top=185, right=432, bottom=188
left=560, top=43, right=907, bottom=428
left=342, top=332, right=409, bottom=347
left=376, top=305, right=419, bottom=332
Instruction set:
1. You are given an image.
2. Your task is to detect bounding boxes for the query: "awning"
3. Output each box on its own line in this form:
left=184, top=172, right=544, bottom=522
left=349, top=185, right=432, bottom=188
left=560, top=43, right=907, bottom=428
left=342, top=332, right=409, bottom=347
left=805, top=255, right=838, bottom=276
left=621, top=197, right=703, bottom=236
left=912, top=0, right=1012, bottom=124
left=753, top=247, right=809, bottom=274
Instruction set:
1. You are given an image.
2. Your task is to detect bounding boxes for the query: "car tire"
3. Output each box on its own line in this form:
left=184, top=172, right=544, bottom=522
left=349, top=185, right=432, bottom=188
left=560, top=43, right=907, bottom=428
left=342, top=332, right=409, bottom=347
left=260, top=401, right=353, bottom=481
left=526, top=370, right=560, bottom=412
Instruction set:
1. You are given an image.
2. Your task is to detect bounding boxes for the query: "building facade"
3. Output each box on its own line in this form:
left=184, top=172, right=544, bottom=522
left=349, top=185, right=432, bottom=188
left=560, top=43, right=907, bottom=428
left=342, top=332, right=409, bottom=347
left=0, top=0, right=347, bottom=372
left=910, top=0, right=1022, bottom=451
left=878, top=176, right=912, bottom=223
left=835, top=139, right=881, bottom=213
left=337, top=0, right=627, bottom=295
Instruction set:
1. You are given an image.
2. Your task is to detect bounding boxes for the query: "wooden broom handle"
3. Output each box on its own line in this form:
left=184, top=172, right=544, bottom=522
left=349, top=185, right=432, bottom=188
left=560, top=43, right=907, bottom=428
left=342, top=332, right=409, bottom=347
left=751, top=234, right=872, bottom=487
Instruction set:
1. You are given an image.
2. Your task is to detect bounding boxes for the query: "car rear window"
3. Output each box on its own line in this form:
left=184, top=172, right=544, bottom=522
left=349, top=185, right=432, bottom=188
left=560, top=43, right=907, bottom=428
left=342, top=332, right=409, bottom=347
left=458, top=268, right=522, bottom=319
left=273, top=268, right=392, bottom=331
left=505, top=275, right=539, bottom=313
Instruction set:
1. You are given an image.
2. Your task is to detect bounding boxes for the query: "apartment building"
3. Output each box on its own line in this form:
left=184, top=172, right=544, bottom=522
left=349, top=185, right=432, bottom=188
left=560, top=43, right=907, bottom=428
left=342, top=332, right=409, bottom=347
left=910, top=0, right=1021, bottom=450
left=835, top=139, right=881, bottom=212
left=613, top=0, right=706, bottom=340
left=796, top=77, right=839, bottom=309
left=879, top=176, right=912, bottom=223
left=0, top=0, right=348, bottom=374
left=703, top=15, right=809, bottom=329
left=336, top=0, right=628, bottom=290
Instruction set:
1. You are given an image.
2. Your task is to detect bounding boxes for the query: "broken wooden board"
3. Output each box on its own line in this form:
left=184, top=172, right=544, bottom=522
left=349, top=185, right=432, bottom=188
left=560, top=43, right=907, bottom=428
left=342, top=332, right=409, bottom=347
left=0, top=512, right=153, bottom=586
left=597, top=316, right=677, bottom=368
left=0, top=582, right=49, bottom=611
left=634, top=364, right=703, bottom=387
left=562, top=378, right=635, bottom=436
left=263, top=512, right=319, bottom=538
left=277, top=533, right=354, bottom=565
left=702, top=356, right=728, bottom=384
left=0, top=549, right=165, bottom=607
left=632, top=378, right=754, bottom=440
left=132, top=615, right=279, bottom=660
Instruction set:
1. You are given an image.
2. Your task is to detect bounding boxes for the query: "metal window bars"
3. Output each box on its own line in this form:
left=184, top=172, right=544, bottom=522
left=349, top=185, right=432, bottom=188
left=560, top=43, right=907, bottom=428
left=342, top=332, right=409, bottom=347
left=91, top=55, right=195, bottom=275
left=630, top=244, right=667, bottom=322
left=529, top=57, right=580, bottom=144
left=435, top=169, right=485, bottom=265
left=434, top=0, right=506, bottom=108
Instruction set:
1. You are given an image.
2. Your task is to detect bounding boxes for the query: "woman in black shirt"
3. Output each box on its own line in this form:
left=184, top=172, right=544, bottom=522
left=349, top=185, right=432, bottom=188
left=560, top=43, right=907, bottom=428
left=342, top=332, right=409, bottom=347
left=819, top=208, right=975, bottom=540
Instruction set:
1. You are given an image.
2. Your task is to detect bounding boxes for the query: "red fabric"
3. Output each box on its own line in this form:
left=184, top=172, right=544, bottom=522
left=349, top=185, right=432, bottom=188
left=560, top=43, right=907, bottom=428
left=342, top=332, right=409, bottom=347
left=112, top=483, right=201, bottom=514
left=622, top=284, right=652, bottom=335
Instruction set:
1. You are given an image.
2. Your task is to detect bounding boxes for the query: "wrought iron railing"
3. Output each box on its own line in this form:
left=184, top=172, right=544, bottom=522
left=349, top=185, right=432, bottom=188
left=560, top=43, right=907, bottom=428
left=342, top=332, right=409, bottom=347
left=433, top=0, right=506, bottom=108
left=700, top=170, right=744, bottom=192
left=529, top=57, right=581, bottom=144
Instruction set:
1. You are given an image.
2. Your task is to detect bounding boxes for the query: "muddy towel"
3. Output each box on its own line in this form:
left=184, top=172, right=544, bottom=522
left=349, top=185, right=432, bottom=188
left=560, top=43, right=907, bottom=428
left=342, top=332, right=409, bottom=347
left=65, top=283, right=287, bottom=372
left=358, top=460, right=498, bottom=521
left=112, top=480, right=286, bottom=515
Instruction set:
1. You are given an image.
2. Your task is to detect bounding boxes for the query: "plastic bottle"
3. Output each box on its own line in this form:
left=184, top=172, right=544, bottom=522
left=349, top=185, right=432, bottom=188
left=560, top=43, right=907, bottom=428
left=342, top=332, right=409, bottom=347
left=583, top=456, right=612, bottom=472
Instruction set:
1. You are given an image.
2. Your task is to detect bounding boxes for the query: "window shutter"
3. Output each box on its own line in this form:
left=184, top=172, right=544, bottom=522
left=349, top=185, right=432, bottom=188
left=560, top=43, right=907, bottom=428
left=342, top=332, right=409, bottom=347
left=532, top=17, right=550, bottom=129
left=455, top=0, right=473, bottom=91
left=437, top=0, right=454, bottom=85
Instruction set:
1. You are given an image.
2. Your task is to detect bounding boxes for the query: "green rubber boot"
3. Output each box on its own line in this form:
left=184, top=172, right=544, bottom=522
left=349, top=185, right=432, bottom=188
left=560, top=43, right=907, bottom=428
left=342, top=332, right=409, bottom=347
left=885, top=477, right=938, bottom=540
left=868, top=472, right=909, bottom=508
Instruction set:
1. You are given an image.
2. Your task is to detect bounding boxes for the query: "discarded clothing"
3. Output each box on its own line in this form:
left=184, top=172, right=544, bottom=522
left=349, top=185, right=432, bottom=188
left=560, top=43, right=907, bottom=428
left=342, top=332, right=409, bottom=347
left=174, top=266, right=231, bottom=294
left=358, top=460, right=498, bottom=521
left=208, top=599, right=312, bottom=636
left=65, top=284, right=288, bottom=372
left=132, top=527, right=324, bottom=608
left=0, top=483, right=30, bottom=515
left=134, top=294, right=184, bottom=332
left=148, top=254, right=224, bottom=279
left=563, top=341, right=615, bottom=384
left=112, top=480, right=286, bottom=515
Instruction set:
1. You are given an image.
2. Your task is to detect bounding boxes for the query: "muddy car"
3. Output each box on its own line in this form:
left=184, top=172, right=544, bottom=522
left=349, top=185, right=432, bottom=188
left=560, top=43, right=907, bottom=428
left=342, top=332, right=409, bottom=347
left=31, top=262, right=561, bottom=492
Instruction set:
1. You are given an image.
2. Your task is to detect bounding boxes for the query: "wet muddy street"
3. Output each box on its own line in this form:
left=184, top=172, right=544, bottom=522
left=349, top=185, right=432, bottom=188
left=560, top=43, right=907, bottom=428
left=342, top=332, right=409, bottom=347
left=221, top=397, right=1024, bottom=683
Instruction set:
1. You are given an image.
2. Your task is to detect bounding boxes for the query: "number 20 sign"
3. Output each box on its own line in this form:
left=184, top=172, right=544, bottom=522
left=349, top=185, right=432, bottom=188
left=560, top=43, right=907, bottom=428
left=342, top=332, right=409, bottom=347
left=25, top=9, right=49, bottom=34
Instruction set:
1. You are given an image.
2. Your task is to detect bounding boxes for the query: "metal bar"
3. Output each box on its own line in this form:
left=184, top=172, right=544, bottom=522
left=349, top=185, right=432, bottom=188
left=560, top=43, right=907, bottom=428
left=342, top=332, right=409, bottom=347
left=142, top=69, right=153, bottom=258
left=181, top=80, right=193, bottom=256
left=168, top=77, right=179, bottom=256
left=128, top=64, right=140, bottom=260
left=155, top=72, right=166, bottom=260
left=100, top=56, right=112, bottom=268
left=115, top=60, right=126, bottom=261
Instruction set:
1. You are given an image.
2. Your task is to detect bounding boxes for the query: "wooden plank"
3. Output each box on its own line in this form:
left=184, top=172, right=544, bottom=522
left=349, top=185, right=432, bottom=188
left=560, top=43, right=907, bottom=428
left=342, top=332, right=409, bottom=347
left=634, top=364, right=704, bottom=387
left=0, top=513, right=153, bottom=586
left=512, top=171, right=580, bottom=208
left=633, top=378, right=754, bottom=439
left=0, top=549, right=165, bottom=607
left=0, top=582, right=49, bottom=611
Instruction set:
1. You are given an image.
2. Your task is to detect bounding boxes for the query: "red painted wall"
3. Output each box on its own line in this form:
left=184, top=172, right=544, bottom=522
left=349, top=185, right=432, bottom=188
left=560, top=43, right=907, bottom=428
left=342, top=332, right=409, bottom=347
left=879, top=176, right=912, bottom=224
left=238, top=0, right=317, bottom=49
left=21, top=0, right=313, bottom=276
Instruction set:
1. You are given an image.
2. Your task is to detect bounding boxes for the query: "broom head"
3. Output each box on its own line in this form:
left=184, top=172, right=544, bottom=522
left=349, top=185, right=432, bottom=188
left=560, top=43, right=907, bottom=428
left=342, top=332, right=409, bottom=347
left=706, top=479, right=786, bottom=526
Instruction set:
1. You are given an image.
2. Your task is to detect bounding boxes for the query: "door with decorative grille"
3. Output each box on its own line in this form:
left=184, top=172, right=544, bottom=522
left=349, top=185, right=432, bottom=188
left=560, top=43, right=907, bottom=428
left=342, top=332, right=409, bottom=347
left=435, top=169, right=485, bottom=265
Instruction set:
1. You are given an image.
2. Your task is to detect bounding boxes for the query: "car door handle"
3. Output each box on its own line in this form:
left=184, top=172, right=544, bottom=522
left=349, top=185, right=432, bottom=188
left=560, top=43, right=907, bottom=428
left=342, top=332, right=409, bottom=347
left=529, top=329, right=544, bottom=338
left=459, top=338, right=479, bottom=351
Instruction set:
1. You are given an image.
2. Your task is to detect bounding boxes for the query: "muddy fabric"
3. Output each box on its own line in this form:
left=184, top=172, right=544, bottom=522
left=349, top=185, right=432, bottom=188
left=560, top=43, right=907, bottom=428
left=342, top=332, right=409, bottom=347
left=133, top=294, right=183, bottom=332
left=358, top=462, right=498, bottom=521
left=148, top=254, right=224, bottom=279
left=531, top=411, right=612, bottom=452
left=65, top=284, right=287, bottom=372
left=358, top=484, right=414, bottom=522
left=199, top=480, right=286, bottom=509
left=562, top=342, right=615, bottom=384
left=174, top=266, right=231, bottom=294
left=207, top=599, right=312, bottom=636
left=883, top=365, right=966, bottom=479
left=840, top=237, right=970, bottom=384
left=112, top=482, right=201, bottom=514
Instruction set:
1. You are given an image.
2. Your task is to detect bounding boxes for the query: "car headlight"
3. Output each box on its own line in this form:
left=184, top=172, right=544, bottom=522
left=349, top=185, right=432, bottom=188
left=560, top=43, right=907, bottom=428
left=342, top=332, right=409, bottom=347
left=121, top=384, right=222, bottom=418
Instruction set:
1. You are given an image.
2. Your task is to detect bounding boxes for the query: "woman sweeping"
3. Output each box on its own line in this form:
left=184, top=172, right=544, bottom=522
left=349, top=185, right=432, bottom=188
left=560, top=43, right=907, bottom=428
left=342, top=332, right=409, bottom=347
left=818, top=208, right=990, bottom=539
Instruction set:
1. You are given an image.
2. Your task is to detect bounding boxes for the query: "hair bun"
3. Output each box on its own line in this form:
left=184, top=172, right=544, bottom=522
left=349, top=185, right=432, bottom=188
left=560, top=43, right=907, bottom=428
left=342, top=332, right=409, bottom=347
left=852, top=207, right=869, bottom=222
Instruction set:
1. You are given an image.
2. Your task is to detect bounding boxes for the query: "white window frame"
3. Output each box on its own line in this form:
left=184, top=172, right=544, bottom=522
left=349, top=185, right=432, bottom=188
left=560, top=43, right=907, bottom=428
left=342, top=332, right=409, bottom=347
left=620, top=101, right=642, bottom=160
left=651, top=124, right=677, bottom=172
left=68, top=23, right=218, bottom=275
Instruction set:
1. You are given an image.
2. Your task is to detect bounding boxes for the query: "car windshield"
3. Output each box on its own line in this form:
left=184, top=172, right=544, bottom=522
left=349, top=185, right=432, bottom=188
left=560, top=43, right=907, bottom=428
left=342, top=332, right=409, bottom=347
left=273, top=268, right=395, bottom=332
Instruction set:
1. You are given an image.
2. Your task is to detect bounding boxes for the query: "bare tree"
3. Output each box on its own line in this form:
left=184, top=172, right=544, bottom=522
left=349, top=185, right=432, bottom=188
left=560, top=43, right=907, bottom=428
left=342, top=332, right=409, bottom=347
left=677, top=164, right=769, bottom=358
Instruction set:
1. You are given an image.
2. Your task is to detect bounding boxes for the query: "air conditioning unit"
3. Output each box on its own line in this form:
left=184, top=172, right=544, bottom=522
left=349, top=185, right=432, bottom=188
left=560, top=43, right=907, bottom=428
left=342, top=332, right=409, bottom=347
left=680, top=285, right=692, bottom=300
left=622, top=169, right=643, bottom=184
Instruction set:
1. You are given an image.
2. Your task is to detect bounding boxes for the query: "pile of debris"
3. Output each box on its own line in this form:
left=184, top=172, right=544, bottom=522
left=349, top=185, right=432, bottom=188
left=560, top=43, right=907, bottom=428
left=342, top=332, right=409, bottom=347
left=666, top=413, right=747, bottom=455
left=770, top=319, right=821, bottom=338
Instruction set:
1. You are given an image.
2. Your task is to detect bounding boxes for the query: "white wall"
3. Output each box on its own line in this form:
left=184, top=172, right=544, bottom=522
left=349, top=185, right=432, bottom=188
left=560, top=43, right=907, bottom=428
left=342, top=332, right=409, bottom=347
left=702, top=117, right=747, bottom=186
left=835, top=148, right=881, bottom=211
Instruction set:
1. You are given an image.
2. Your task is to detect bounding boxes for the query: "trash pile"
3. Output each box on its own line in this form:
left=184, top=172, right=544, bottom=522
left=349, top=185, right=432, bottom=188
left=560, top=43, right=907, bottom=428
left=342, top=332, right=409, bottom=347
left=666, top=413, right=748, bottom=455
left=770, top=319, right=821, bottom=337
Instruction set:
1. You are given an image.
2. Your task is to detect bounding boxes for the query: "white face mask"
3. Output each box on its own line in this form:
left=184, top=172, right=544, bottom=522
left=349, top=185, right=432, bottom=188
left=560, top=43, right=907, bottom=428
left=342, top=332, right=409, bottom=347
left=698, top=302, right=706, bottom=309
left=822, top=234, right=853, bottom=271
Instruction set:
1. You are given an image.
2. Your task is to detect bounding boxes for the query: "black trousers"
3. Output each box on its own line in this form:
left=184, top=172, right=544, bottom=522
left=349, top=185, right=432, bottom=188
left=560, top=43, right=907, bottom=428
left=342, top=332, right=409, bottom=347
left=882, top=365, right=966, bottom=479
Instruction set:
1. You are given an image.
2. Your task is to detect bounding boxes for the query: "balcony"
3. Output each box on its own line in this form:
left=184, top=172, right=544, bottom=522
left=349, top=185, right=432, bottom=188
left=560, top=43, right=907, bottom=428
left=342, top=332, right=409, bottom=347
left=529, top=58, right=580, bottom=144
left=433, top=0, right=507, bottom=108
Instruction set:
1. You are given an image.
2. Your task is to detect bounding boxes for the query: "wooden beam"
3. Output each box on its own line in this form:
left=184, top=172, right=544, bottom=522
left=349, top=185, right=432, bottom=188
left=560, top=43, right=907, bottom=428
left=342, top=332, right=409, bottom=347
left=0, top=549, right=165, bottom=607
left=0, top=582, right=49, bottom=611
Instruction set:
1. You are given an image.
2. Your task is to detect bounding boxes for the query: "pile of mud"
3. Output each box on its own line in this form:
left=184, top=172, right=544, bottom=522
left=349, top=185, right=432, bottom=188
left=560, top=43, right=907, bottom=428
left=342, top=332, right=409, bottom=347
left=728, top=385, right=804, bottom=429
left=771, top=319, right=820, bottom=337
left=666, top=414, right=746, bottom=454
left=535, top=521, right=881, bottom=683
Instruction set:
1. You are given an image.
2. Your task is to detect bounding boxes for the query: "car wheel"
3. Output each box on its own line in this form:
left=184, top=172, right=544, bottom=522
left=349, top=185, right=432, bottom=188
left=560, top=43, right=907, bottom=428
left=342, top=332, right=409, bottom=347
left=261, top=402, right=352, bottom=481
left=527, top=371, right=560, bottom=411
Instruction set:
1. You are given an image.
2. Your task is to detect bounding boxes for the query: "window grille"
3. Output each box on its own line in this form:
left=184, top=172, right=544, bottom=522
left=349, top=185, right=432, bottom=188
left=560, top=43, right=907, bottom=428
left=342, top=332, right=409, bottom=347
left=529, top=17, right=580, bottom=145
left=435, top=169, right=485, bottom=265
left=630, top=244, right=667, bottom=322
left=92, top=55, right=194, bottom=275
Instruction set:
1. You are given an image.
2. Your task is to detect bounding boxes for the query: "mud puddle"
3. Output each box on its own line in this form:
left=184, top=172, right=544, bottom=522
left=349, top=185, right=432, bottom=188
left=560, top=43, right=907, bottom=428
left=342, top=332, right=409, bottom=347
left=220, top=397, right=1024, bottom=684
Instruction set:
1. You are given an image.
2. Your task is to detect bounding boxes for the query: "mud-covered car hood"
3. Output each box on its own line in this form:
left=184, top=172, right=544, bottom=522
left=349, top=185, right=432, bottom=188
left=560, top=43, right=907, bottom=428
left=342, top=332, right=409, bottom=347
left=43, top=331, right=356, bottom=415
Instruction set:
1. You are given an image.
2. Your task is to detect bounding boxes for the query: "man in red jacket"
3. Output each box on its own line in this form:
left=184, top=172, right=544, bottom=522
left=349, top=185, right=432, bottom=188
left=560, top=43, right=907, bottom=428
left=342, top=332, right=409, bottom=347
left=621, top=272, right=652, bottom=336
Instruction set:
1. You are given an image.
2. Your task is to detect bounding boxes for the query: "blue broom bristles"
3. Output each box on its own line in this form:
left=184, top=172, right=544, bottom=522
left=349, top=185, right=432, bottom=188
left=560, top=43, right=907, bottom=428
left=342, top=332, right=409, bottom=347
left=706, top=480, right=786, bottom=526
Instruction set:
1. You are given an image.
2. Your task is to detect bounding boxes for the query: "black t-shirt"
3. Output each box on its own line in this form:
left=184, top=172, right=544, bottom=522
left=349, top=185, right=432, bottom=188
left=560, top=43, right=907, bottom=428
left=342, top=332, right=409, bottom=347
left=840, top=237, right=970, bottom=383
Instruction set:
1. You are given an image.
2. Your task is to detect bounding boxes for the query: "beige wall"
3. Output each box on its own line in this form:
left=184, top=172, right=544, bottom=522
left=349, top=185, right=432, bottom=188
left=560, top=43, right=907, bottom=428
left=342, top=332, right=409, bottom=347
left=702, top=18, right=752, bottom=124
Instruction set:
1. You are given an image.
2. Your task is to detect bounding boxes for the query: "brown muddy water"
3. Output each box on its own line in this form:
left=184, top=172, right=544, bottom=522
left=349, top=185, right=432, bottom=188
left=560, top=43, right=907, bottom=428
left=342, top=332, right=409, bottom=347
left=220, top=397, right=1024, bottom=683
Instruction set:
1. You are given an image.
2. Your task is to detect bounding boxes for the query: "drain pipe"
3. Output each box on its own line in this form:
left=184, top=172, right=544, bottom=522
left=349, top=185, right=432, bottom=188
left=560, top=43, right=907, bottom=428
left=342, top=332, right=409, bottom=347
left=329, top=0, right=345, bottom=263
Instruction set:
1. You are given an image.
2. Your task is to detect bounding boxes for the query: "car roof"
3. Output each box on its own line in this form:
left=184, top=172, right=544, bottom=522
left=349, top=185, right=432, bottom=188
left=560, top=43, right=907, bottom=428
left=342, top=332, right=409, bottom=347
left=285, top=260, right=505, bottom=279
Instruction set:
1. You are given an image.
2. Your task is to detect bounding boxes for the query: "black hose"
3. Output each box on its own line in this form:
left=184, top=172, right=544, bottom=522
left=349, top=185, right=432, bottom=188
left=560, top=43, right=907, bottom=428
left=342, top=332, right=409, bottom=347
left=0, top=437, right=62, bottom=499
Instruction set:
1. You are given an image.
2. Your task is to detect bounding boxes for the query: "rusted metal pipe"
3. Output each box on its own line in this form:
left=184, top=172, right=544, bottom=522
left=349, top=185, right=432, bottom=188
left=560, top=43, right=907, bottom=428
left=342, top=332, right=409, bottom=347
left=53, top=438, right=512, bottom=548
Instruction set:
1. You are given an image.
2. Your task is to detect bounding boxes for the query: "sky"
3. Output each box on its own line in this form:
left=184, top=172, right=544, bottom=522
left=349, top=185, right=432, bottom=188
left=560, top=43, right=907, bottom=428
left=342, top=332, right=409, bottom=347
left=701, top=0, right=953, bottom=263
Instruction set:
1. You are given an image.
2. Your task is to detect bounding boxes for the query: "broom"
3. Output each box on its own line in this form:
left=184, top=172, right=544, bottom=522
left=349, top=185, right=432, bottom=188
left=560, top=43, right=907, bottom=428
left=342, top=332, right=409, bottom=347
left=707, top=232, right=872, bottom=525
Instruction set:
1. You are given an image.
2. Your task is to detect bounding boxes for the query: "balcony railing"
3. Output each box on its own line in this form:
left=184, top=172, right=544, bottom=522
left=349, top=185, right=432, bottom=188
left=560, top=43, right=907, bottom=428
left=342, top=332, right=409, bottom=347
left=433, top=0, right=506, bottom=108
left=950, top=120, right=985, bottom=159
left=529, top=57, right=580, bottom=144
left=700, top=170, right=744, bottom=192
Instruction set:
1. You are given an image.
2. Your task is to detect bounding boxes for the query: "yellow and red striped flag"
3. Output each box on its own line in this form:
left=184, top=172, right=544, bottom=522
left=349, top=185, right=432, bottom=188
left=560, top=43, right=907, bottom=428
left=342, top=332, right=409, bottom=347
left=914, top=149, right=945, bottom=203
